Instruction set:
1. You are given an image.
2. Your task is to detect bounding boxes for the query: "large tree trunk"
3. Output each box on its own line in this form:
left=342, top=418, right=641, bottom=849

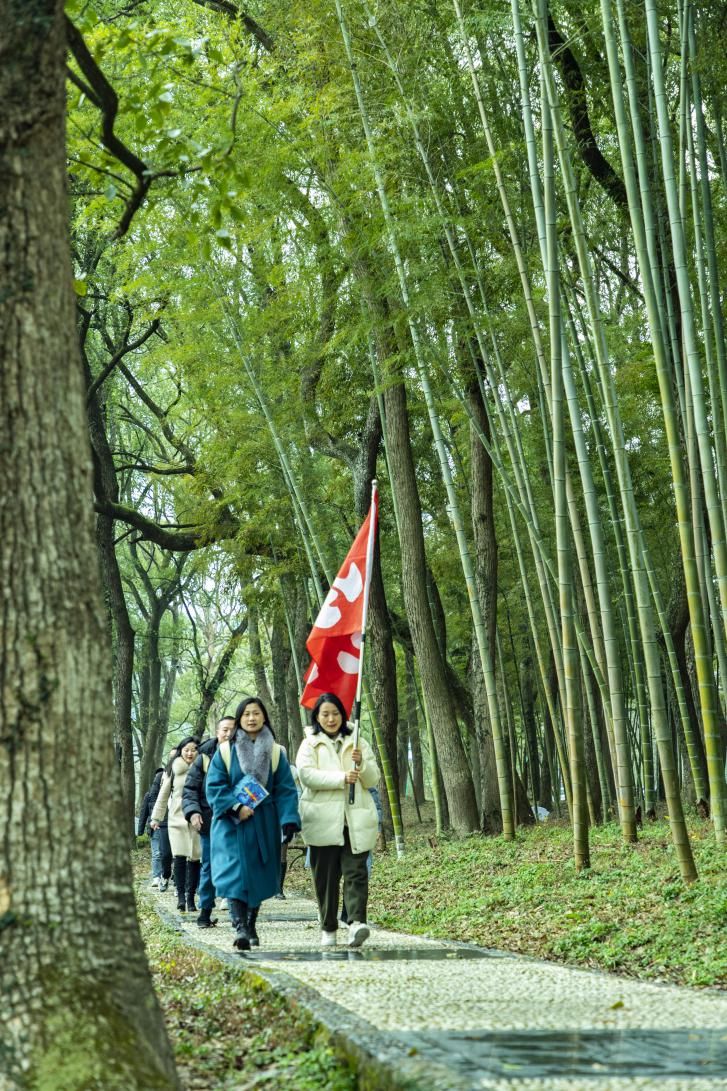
left=0, top=5, right=178, bottom=1085
left=383, top=379, right=479, bottom=832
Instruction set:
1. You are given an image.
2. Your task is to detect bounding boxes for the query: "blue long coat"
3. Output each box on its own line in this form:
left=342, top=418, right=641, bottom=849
left=206, top=744, right=300, bottom=907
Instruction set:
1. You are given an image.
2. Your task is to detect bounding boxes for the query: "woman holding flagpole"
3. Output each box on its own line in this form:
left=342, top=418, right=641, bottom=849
left=296, top=692, right=380, bottom=948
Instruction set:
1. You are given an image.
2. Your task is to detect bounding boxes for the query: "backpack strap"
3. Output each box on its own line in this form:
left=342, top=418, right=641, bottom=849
left=219, top=740, right=232, bottom=774
left=272, top=742, right=282, bottom=774
left=202, top=753, right=210, bottom=774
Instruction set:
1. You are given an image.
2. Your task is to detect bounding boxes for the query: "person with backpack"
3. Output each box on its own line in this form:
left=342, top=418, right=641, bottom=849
left=150, top=736, right=201, bottom=912
left=137, top=765, right=173, bottom=891
left=182, top=716, right=235, bottom=928
left=205, top=697, right=300, bottom=951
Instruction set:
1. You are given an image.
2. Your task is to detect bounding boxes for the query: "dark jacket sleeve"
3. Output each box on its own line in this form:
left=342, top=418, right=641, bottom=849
left=274, top=752, right=301, bottom=830
left=182, top=754, right=205, bottom=822
left=137, top=791, right=151, bottom=836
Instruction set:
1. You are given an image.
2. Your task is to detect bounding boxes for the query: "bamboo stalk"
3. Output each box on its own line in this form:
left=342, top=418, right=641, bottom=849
left=336, top=0, right=514, bottom=837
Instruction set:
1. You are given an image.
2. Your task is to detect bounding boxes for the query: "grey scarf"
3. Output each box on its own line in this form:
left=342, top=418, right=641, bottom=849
left=233, top=724, right=273, bottom=787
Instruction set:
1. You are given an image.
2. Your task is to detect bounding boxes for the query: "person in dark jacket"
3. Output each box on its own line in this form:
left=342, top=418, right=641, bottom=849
left=182, top=716, right=235, bottom=927
left=138, top=764, right=173, bottom=890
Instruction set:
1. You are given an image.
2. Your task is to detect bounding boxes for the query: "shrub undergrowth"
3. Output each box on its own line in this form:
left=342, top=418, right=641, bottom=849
left=363, top=810, right=726, bottom=988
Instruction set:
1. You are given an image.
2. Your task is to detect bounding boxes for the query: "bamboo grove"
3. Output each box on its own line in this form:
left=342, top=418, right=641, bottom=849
left=67, top=0, right=727, bottom=880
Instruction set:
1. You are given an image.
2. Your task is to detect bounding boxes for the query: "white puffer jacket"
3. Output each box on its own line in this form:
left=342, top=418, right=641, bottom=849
left=296, top=728, right=380, bottom=854
left=150, top=757, right=201, bottom=860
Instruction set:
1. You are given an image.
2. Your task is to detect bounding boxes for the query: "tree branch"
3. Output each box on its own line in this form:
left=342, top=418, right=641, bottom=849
left=547, top=13, right=627, bottom=210
left=190, top=0, right=274, bottom=52
left=65, top=17, right=154, bottom=238
left=94, top=500, right=212, bottom=551
left=86, top=318, right=161, bottom=404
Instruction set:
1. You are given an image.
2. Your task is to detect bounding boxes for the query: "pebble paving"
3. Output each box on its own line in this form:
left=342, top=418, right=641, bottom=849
left=151, top=882, right=727, bottom=1090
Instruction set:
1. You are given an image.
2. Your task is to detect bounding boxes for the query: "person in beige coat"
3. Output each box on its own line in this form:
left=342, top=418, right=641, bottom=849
left=151, top=736, right=201, bottom=912
left=296, top=693, right=380, bottom=949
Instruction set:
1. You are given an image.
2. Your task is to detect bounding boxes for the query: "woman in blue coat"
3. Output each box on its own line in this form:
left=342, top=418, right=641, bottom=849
left=206, top=696, right=300, bottom=950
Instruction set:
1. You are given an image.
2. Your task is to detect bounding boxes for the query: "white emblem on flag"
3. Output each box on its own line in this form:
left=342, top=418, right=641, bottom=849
left=337, top=650, right=360, bottom=674
left=314, top=563, right=363, bottom=630
left=333, top=562, right=363, bottom=602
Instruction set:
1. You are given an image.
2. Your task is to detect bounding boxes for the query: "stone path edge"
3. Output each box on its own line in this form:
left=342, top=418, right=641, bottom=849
left=147, top=892, right=470, bottom=1091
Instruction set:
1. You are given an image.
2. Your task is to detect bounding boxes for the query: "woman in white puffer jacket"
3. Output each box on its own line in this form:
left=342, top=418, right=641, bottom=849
left=296, top=692, right=380, bottom=949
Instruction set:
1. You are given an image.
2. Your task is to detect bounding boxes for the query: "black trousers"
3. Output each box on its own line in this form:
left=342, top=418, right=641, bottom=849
left=309, top=827, right=369, bottom=933
left=157, top=825, right=172, bottom=879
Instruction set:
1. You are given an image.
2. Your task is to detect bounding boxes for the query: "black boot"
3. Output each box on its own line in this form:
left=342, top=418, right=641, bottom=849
left=275, top=861, right=287, bottom=900
left=196, top=906, right=217, bottom=928
left=186, top=859, right=201, bottom=912
left=228, top=898, right=250, bottom=950
left=173, top=856, right=187, bottom=911
left=247, top=907, right=260, bottom=947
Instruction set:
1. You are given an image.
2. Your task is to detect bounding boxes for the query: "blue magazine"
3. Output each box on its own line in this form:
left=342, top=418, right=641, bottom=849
left=233, top=774, right=269, bottom=809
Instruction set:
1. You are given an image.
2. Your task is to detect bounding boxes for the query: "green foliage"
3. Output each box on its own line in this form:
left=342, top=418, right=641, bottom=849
left=68, top=0, right=727, bottom=852
left=369, top=815, right=727, bottom=988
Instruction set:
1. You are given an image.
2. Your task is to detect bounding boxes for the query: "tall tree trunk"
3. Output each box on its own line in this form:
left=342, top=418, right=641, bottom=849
left=383, top=379, right=479, bottom=831
left=352, top=397, right=403, bottom=844
left=283, top=574, right=308, bottom=756
left=270, top=611, right=291, bottom=755
left=247, top=598, right=275, bottom=717
left=468, top=369, right=503, bottom=831
left=84, top=336, right=137, bottom=829
left=137, top=601, right=166, bottom=796
left=520, top=653, right=541, bottom=807
left=96, top=513, right=136, bottom=828
left=0, top=5, right=178, bottom=1083
left=405, top=649, right=425, bottom=805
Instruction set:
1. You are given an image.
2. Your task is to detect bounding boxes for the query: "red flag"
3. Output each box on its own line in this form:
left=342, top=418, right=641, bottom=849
left=300, top=493, right=379, bottom=717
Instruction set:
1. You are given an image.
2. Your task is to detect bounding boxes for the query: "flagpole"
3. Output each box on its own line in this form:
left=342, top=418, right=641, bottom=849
left=349, top=479, right=379, bottom=804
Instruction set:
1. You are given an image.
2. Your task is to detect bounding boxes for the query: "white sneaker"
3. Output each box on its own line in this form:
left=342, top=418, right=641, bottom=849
left=347, top=922, right=370, bottom=948
left=151, top=877, right=160, bottom=889
left=320, top=930, right=337, bottom=947
left=158, top=878, right=168, bottom=892
left=219, top=898, right=228, bottom=911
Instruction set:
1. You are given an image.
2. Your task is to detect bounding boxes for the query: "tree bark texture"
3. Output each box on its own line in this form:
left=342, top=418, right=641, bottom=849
left=382, top=380, right=479, bottom=831
left=0, top=5, right=178, bottom=1085
left=84, top=316, right=138, bottom=826
left=247, top=598, right=276, bottom=718
left=352, top=397, right=401, bottom=830
left=270, top=611, right=291, bottom=755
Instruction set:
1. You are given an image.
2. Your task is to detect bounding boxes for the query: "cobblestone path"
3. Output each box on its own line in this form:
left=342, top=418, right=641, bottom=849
left=151, top=885, right=727, bottom=1090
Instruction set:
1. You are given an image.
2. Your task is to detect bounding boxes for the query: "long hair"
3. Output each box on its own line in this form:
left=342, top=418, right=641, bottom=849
left=165, top=735, right=200, bottom=775
left=234, top=696, right=275, bottom=737
left=310, top=692, right=352, bottom=736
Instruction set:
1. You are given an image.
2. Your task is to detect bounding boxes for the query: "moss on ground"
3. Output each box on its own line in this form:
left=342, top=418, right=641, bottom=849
left=135, top=858, right=356, bottom=1091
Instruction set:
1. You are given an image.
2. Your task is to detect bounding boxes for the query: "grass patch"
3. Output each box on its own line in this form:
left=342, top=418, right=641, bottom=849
left=135, top=856, right=356, bottom=1090
left=358, top=808, right=726, bottom=989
